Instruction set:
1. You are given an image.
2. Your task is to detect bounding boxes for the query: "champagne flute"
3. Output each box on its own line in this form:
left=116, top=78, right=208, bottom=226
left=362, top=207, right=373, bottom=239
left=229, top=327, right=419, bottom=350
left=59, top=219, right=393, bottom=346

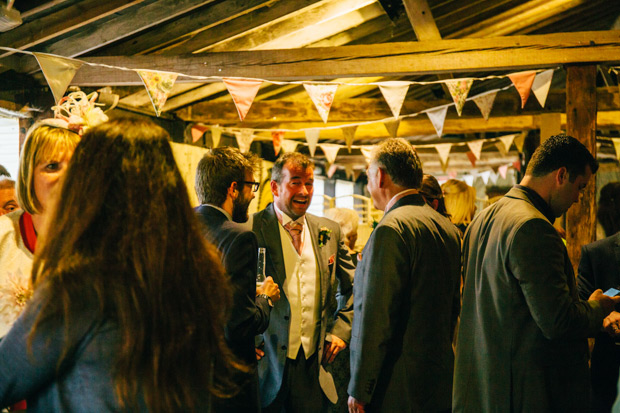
left=256, top=247, right=266, bottom=287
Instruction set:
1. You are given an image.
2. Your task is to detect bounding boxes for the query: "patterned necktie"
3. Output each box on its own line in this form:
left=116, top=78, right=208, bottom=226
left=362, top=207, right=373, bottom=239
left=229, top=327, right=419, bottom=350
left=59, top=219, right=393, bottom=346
left=284, top=221, right=303, bottom=255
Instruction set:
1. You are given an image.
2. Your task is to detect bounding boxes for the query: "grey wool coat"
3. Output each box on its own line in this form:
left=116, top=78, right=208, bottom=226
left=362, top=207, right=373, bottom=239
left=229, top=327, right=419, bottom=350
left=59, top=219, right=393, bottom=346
left=453, top=186, right=607, bottom=413
left=348, top=193, right=461, bottom=412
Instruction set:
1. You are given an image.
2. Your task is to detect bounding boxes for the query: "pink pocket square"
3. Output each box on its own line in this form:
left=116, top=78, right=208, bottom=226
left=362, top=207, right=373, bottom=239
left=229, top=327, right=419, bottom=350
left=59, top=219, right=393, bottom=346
left=328, top=254, right=335, bottom=265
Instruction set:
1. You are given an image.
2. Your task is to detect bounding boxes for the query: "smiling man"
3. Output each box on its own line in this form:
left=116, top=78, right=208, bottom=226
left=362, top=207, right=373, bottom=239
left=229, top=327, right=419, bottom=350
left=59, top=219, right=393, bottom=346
left=453, top=134, right=620, bottom=413
left=251, top=152, right=355, bottom=413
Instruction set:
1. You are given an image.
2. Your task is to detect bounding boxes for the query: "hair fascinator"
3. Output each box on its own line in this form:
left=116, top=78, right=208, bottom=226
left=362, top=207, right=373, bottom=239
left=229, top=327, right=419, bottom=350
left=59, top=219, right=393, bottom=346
left=42, top=91, right=109, bottom=136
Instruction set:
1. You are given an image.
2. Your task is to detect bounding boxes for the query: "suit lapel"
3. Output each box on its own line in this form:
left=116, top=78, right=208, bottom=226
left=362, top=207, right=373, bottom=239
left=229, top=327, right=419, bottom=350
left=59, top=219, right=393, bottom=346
left=260, top=205, right=287, bottom=288
left=306, top=214, right=328, bottom=306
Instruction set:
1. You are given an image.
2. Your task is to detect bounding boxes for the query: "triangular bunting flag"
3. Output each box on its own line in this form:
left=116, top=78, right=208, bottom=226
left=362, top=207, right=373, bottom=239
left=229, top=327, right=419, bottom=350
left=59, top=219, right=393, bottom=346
left=191, top=124, right=209, bottom=143
left=136, top=70, right=178, bottom=117
left=360, top=146, right=376, bottom=163
left=352, top=169, right=362, bottom=181
left=498, top=164, right=509, bottom=179
left=435, top=143, right=452, bottom=167
left=304, top=83, right=338, bottom=123
left=448, top=170, right=458, bottom=179
left=272, top=131, right=284, bottom=156
left=280, top=139, right=299, bottom=154
left=223, top=78, right=262, bottom=121
left=480, top=170, right=491, bottom=185
left=532, top=69, right=554, bottom=108
left=466, top=151, right=477, bottom=167
left=378, top=81, right=410, bottom=118
left=473, top=90, right=497, bottom=121
left=234, top=129, right=254, bottom=153
left=34, top=53, right=83, bottom=104
left=499, top=134, right=516, bottom=154
left=426, top=106, right=449, bottom=137
left=513, top=160, right=522, bottom=172
left=211, top=126, right=222, bottom=148
left=341, top=126, right=358, bottom=153
left=495, top=142, right=508, bottom=156
left=383, top=119, right=400, bottom=138
left=445, top=79, right=473, bottom=116
left=508, top=70, right=536, bottom=108
left=489, top=171, right=499, bottom=184
left=464, top=175, right=475, bottom=187
left=612, top=138, right=620, bottom=161
left=344, top=165, right=355, bottom=180
left=319, top=143, right=341, bottom=165
left=514, top=131, right=527, bottom=153
left=467, top=139, right=484, bottom=160
left=305, top=129, right=320, bottom=157
left=327, top=163, right=338, bottom=179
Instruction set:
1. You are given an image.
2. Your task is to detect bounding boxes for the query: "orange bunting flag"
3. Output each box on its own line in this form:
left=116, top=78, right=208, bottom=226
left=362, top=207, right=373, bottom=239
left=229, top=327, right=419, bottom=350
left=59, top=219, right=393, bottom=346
left=427, top=106, right=449, bottom=138
left=34, top=52, right=84, bottom=104
left=378, top=81, right=410, bottom=118
left=137, top=70, right=178, bottom=117
left=466, top=151, right=477, bottom=167
left=272, top=131, right=285, bottom=156
left=446, top=79, right=473, bottom=116
left=473, top=90, right=497, bottom=121
left=513, top=160, right=522, bottom=172
left=191, top=124, right=209, bottom=143
left=223, top=78, right=262, bottom=121
left=508, top=70, right=536, bottom=108
left=304, top=83, right=338, bottom=123
left=305, top=129, right=320, bottom=157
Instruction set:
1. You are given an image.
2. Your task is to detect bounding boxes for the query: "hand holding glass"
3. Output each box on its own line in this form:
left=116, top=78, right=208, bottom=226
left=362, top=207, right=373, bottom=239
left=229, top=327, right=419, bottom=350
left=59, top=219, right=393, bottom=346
left=257, top=247, right=266, bottom=287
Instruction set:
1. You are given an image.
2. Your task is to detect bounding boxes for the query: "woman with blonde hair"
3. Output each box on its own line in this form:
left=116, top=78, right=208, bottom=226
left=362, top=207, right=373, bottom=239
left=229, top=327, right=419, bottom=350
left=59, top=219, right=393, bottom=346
left=441, top=178, right=477, bottom=234
left=0, top=118, right=239, bottom=412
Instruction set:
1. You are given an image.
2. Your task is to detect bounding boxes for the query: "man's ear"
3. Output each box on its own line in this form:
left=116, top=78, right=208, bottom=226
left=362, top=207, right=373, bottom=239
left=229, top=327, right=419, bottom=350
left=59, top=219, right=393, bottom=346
left=270, top=180, right=279, bottom=197
left=556, top=167, right=568, bottom=185
left=227, top=181, right=238, bottom=199
left=377, top=167, right=388, bottom=187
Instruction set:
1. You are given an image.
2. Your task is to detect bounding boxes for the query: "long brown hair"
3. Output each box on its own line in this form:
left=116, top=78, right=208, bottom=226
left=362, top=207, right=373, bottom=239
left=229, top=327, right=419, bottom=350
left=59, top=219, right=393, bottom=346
left=31, top=118, right=237, bottom=411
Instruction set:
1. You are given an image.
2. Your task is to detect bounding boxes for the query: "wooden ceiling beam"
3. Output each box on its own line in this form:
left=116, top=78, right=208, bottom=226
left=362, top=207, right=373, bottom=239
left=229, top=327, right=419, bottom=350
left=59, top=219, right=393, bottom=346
left=70, top=30, right=620, bottom=85
left=403, top=0, right=442, bottom=40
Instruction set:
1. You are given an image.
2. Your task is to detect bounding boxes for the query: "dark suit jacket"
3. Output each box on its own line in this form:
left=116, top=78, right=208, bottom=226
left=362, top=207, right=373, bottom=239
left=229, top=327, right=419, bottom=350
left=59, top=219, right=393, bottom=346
left=195, top=205, right=272, bottom=412
left=251, top=204, right=355, bottom=407
left=454, top=186, right=607, bottom=413
left=348, top=193, right=461, bottom=412
left=578, top=232, right=620, bottom=412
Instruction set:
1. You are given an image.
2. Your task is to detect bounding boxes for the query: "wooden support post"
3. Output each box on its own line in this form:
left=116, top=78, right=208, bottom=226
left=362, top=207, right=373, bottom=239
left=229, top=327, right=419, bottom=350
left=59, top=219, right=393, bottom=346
left=565, top=65, right=597, bottom=276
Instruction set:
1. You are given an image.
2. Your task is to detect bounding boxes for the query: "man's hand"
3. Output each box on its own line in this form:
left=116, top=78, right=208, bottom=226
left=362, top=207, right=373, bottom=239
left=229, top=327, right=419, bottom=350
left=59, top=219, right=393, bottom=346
left=256, top=276, right=281, bottom=303
left=348, top=396, right=366, bottom=413
left=255, top=347, right=265, bottom=361
left=603, top=311, right=620, bottom=337
left=589, top=289, right=620, bottom=314
left=323, top=335, right=346, bottom=364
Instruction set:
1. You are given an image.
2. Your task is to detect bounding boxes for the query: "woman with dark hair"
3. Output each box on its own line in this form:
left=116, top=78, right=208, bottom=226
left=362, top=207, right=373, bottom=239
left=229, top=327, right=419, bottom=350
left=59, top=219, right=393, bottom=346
left=419, top=174, right=450, bottom=218
left=0, top=118, right=239, bottom=412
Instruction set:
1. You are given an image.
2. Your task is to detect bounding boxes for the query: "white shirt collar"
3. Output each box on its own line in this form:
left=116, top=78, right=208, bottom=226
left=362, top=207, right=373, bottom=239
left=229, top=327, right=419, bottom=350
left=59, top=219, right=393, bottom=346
left=273, top=202, right=304, bottom=226
left=385, top=188, right=419, bottom=212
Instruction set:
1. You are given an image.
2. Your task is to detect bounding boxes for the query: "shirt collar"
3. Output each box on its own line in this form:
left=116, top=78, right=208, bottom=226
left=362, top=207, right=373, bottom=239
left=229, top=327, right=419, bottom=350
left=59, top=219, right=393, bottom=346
left=273, top=202, right=304, bottom=227
left=385, top=188, right=419, bottom=212
left=206, top=204, right=232, bottom=221
left=515, top=185, right=556, bottom=223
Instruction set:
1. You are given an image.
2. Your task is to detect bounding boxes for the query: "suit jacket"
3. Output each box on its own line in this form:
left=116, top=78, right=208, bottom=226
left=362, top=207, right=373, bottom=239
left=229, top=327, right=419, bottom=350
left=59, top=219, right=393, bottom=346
left=454, top=186, right=607, bottom=413
left=195, top=205, right=272, bottom=412
left=578, top=232, right=620, bottom=412
left=348, top=194, right=461, bottom=412
left=251, top=204, right=355, bottom=407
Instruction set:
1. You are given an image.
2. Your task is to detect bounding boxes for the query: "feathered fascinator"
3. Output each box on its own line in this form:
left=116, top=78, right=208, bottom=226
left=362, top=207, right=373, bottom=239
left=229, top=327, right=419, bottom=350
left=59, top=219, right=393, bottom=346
left=41, top=91, right=109, bottom=136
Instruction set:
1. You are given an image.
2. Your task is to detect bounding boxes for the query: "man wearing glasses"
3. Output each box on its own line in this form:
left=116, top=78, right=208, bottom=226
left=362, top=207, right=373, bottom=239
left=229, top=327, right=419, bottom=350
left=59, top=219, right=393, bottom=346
left=195, top=146, right=281, bottom=413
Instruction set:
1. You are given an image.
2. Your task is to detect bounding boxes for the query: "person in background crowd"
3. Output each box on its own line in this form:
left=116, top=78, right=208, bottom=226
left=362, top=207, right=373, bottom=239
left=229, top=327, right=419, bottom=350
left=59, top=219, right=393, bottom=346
left=0, top=179, right=18, bottom=215
left=348, top=139, right=461, bottom=413
left=325, top=208, right=359, bottom=258
left=578, top=181, right=620, bottom=412
left=251, top=152, right=355, bottom=413
left=454, top=134, right=620, bottom=413
left=419, top=174, right=450, bottom=218
left=0, top=118, right=240, bottom=412
left=195, top=146, right=281, bottom=412
left=441, top=179, right=476, bottom=234
left=0, top=164, right=10, bottom=178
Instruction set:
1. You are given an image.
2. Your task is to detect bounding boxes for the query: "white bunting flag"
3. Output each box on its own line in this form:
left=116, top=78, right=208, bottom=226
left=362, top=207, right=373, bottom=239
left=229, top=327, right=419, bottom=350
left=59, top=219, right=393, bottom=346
left=498, top=164, right=509, bottom=179
left=514, top=131, right=527, bottom=153
left=383, top=119, right=400, bottom=138
left=480, top=170, right=492, bottom=185
left=341, top=126, right=358, bottom=152
left=489, top=171, right=499, bottom=184
left=426, top=106, right=449, bottom=138
left=498, top=134, right=516, bottom=154
left=327, top=163, right=338, bottom=178
left=280, top=139, right=299, bottom=154
left=445, top=79, right=473, bottom=116
left=467, top=139, right=484, bottom=160
left=360, top=146, right=376, bottom=163
left=464, top=175, right=475, bottom=187
left=532, top=69, right=554, bottom=108
left=613, top=138, right=620, bottom=161
left=211, top=125, right=222, bottom=148
left=33, top=52, right=83, bottom=104
left=234, top=129, right=254, bottom=153
left=435, top=143, right=452, bottom=168
left=223, top=78, right=262, bottom=121
left=473, top=90, right=498, bottom=121
left=378, top=81, right=410, bottom=118
left=319, top=143, right=341, bottom=165
left=304, top=83, right=338, bottom=123
left=305, top=129, right=320, bottom=157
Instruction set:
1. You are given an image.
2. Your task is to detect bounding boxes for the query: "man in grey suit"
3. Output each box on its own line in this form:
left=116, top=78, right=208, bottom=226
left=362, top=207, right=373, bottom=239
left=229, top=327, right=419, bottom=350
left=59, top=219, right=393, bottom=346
left=347, top=138, right=461, bottom=413
left=453, top=135, right=620, bottom=413
left=252, top=152, right=355, bottom=412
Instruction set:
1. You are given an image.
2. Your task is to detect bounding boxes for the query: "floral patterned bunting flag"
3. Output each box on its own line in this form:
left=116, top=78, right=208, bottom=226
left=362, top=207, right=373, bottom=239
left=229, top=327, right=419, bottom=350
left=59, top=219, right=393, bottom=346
left=223, top=78, right=262, bottom=121
left=473, top=90, right=498, bottom=121
left=378, top=81, right=410, bottom=118
left=137, top=70, right=178, bottom=117
left=305, top=129, right=320, bottom=157
left=34, top=53, right=84, bottom=104
left=532, top=69, right=554, bottom=108
left=508, top=70, right=536, bottom=108
left=446, top=79, right=473, bottom=116
left=304, top=83, right=338, bottom=123
left=467, top=139, right=484, bottom=160
left=272, top=131, right=285, bottom=156
left=426, top=106, right=449, bottom=138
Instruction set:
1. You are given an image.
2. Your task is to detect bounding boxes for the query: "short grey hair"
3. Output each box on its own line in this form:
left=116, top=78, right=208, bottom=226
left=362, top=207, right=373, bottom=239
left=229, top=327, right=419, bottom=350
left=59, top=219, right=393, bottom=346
left=371, top=138, right=423, bottom=189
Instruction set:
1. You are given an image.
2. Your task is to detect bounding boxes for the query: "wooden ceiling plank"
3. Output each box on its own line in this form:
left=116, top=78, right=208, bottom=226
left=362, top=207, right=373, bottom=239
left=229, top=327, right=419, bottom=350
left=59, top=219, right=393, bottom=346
left=402, top=0, right=442, bottom=40
left=0, top=0, right=147, bottom=59
left=69, top=30, right=620, bottom=85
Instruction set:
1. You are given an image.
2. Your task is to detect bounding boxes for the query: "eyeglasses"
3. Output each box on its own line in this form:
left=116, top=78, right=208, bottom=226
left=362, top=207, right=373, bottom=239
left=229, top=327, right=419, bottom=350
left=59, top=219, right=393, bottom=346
left=241, top=181, right=260, bottom=192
